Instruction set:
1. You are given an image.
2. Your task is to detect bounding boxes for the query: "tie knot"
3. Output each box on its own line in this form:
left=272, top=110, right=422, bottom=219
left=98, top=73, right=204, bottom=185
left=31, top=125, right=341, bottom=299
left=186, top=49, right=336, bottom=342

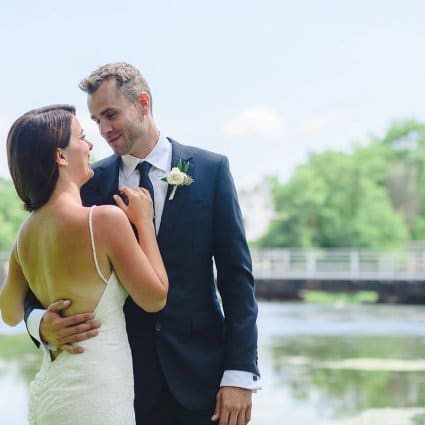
left=136, top=161, right=152, bottom=175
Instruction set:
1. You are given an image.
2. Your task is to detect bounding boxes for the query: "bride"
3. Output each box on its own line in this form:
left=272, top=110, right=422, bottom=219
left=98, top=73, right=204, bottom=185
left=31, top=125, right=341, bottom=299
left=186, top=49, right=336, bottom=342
left=0, top=104, right=168, bottom=424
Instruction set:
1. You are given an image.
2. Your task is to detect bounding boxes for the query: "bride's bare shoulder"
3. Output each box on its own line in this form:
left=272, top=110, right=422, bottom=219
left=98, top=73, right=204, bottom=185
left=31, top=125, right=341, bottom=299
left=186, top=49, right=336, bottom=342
left=91, top=205, right=130, bottom=228
left=90, top=206, right=134, bottom=248
left=92, top=204, right=125, bottom=218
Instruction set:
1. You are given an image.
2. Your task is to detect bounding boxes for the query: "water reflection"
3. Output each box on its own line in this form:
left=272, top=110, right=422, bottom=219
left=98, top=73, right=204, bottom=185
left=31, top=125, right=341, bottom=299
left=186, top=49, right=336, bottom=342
left=273, top=336, right=425, bottom=418
left=0, top=366, right=31, bottom=425
left=256, top=302, right=425, bottom=424
left=2, top=302, right=425, bottom=424
left=0, top=334, right=41, bottom=425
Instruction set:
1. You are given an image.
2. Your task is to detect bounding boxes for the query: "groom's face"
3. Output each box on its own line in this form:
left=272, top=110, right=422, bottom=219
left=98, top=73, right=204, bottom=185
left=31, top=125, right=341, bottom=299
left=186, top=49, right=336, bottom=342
left=88, top=78, right=146, bottom=156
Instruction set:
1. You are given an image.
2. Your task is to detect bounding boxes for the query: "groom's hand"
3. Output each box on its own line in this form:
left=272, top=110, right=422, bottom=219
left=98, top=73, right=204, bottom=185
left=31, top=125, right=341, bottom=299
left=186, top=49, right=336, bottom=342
left=40, top=300, right=101, bottom=354
left=211, top=387, right=252, bottom=425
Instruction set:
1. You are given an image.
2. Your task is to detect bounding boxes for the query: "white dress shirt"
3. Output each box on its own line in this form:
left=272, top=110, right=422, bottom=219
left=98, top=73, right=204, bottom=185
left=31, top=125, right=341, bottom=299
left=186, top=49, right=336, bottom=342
left=27, top=133, right=261, bottom=391
left=119, top=133, right=172, bottom=234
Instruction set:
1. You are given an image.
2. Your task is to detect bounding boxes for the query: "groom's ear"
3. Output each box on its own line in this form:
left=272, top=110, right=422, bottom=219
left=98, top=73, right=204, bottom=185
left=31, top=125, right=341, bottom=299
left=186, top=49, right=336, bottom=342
left=56, top=148, right=68, bottom=167
left=137, top=92, right=151, bottom=115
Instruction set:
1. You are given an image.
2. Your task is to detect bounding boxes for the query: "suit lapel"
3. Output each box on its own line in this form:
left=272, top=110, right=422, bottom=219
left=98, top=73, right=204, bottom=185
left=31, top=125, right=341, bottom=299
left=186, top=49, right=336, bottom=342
left=94, top=155, right=121, bottom=204
left=157, top=139, right=193, bottom=245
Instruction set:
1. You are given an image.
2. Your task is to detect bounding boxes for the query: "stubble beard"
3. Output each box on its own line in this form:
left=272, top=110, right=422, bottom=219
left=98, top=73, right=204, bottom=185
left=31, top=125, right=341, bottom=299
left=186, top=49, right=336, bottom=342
left=125, top=121, right=148, bottom=157
left=115, top=138, right=133, bottom=156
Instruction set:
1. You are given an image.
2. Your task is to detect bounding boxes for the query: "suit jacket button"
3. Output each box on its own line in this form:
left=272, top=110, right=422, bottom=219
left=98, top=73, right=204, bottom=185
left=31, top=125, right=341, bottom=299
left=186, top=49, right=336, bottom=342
left=155, top=323, right=161, bottom=332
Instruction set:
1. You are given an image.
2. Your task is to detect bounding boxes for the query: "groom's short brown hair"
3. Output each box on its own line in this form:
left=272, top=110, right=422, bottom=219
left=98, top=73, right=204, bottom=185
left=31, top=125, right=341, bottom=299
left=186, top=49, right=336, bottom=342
left=79, top=62, right=152, bottom=110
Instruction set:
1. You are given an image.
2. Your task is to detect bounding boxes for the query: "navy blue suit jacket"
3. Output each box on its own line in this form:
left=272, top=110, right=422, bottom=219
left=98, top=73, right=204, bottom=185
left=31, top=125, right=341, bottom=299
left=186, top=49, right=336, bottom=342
left=26, top=138, right=259, bottom=413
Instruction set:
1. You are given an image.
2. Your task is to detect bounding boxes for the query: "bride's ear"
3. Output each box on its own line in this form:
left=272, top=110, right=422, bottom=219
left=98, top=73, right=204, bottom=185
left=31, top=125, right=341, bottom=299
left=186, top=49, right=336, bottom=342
left=56, top=148, right=68, bottom=167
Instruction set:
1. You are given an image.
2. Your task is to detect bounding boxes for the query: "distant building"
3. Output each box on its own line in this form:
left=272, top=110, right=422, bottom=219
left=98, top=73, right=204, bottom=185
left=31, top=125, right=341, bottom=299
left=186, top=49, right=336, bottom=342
left=238, top=182, right=275, bottom=242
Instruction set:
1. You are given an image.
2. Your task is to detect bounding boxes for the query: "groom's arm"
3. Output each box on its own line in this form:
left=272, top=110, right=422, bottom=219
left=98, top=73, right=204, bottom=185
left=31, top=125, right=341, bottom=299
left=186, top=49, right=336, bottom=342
left=213, top=156, right=260, bottom=379
left=211, top=156, right=260, bottom=423
left=24, top=290, right=101, bottom=353
left=24, top=290, right=45, bottom=347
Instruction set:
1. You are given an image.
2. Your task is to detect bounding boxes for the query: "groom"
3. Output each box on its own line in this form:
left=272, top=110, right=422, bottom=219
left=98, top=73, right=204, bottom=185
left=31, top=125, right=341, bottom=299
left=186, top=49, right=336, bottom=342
left=25, top=62, right=260, bottom=424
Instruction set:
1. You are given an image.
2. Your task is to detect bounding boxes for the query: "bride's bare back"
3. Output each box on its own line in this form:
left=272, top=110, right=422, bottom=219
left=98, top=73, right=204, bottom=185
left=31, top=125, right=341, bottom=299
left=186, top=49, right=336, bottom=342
left=18, top=203, right=110, bottom=316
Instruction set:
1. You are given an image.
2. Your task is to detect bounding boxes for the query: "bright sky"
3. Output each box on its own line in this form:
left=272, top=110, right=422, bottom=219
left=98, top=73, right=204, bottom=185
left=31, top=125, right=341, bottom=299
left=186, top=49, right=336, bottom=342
left=1, top=0, right=425, bottom=188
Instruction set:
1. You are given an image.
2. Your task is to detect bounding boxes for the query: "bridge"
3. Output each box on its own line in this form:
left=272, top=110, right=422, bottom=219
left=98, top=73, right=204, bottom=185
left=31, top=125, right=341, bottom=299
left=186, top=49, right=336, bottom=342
left=2, top=248, right=425, bottom=303
left=251, top=248, right=425, bottom=303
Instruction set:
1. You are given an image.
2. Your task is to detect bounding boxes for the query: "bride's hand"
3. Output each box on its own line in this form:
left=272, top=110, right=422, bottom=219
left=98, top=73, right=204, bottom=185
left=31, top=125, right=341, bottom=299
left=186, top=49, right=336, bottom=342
left=113, top=186, right=154, bottom=226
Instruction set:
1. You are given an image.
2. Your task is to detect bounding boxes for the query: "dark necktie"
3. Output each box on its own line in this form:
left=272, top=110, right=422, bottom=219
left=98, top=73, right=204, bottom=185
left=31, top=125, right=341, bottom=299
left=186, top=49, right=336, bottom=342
left=136, top=161, right=155, bottom=225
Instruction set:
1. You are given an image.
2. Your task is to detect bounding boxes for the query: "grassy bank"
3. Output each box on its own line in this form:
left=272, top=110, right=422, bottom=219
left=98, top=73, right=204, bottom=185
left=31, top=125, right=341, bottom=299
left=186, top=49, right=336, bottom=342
left=0, top=334, right=41, bottom=383
left=0, top=334, right=38, bottom=359
left=302, top=290, right=379, bottom=304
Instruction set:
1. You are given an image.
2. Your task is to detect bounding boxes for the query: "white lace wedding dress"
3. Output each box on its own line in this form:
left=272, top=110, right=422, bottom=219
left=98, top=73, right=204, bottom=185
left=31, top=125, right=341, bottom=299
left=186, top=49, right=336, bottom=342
left=27, top=206, right=135, bottom=424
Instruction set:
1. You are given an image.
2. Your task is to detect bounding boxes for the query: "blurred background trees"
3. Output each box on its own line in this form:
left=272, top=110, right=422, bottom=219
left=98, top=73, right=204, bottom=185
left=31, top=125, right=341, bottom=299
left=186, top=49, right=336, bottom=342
left=0, top=178, right=26, bottom=251
left=257, top=120, right=425, bottom=249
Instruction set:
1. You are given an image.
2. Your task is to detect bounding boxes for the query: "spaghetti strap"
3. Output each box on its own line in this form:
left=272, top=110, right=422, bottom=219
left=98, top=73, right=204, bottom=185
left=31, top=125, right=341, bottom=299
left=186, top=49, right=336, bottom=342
left=88, top=206, right=108, bottom=284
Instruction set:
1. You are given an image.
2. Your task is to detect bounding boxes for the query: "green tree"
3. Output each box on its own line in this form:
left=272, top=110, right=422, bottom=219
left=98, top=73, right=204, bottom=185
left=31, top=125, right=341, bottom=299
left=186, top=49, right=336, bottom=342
left=382, top=120, right=425, bottom=240
left=257, top=122, right=416, bottom=248
left=0, top=178, right=27, bottom=251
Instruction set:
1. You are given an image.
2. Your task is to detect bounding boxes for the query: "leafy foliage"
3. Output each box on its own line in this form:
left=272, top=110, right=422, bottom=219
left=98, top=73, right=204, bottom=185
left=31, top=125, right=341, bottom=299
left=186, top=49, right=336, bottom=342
left=0, top=178, right=27, bottom=251
left=258, top=120, right=425, bottom=248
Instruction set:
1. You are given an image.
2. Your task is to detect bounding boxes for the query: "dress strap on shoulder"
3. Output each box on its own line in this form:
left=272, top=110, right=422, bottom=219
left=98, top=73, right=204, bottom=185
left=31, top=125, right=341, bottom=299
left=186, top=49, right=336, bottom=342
left=88, top=206, right=108, bottom=284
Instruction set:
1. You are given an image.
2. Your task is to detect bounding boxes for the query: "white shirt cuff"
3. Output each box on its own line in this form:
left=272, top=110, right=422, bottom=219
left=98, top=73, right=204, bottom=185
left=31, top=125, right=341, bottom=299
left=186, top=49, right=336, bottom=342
left=220, top=370, right=262, bottom=392
left=27, top=308, right=45, bottom=344
left=27, top=308, right=58, bottom=351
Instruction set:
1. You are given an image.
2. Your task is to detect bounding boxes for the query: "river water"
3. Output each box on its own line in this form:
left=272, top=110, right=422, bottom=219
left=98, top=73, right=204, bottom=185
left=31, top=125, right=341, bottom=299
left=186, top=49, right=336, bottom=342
left=1, top=301, right=425, bottom=425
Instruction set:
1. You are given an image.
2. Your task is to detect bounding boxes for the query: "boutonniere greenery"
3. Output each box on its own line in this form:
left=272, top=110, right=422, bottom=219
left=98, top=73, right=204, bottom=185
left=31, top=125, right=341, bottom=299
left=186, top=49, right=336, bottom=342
left=162, top=159, right=194, bottom=200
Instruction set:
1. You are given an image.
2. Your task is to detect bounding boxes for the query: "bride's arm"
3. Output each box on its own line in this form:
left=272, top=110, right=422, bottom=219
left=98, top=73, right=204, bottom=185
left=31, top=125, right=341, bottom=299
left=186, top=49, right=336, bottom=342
left=0, top=244, right=29, bottom=326
left=98, top=187, right=168, bottom=312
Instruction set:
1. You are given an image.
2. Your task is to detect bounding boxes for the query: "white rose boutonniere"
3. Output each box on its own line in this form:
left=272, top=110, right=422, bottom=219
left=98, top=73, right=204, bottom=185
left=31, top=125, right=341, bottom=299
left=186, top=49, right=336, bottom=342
left=162, top=159, right=194, bottom=200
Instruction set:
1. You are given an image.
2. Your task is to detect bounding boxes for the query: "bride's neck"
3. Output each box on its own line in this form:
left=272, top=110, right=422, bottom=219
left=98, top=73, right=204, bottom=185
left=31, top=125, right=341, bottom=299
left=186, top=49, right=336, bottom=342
left=49, top=180, right=82, bottom=208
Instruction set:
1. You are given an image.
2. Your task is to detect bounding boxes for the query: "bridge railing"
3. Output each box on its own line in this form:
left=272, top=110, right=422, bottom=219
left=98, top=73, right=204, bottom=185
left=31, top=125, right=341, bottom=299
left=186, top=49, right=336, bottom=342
left=251, top=248, right=425, bottom=280
left=2, top=249, right=425, bottom=283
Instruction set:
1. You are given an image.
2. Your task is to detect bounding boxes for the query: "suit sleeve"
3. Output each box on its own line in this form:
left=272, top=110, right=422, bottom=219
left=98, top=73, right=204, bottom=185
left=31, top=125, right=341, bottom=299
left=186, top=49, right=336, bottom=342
left=213, top=156, right=259, bottom=376
left=24, top=290, right=43, bottom=347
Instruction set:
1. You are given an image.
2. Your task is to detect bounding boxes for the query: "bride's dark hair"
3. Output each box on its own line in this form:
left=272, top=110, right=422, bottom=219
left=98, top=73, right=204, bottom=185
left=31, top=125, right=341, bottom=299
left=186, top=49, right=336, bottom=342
left=7, top=104, right=76, bottom=212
